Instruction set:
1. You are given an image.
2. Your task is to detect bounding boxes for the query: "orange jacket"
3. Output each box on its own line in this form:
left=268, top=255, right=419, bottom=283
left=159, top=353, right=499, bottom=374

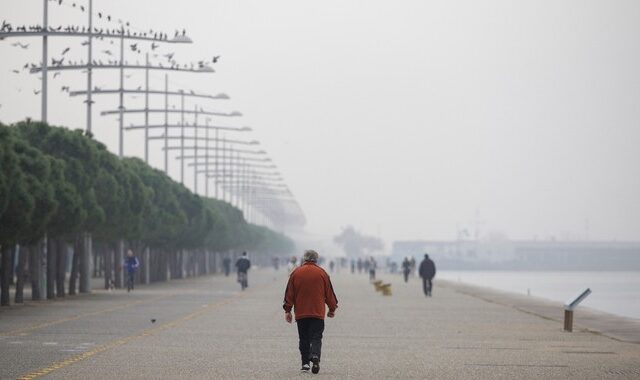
left=283, top=262, right=338, bottom=320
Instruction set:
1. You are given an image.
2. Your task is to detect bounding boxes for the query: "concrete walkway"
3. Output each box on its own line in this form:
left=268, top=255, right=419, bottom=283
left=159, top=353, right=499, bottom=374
left=1, top=269, right=639, bottom=379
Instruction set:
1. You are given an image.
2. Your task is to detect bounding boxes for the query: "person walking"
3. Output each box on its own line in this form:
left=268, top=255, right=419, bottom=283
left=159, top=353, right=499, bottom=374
left=123, top=249, right=139, bottom=292
left=288, top=256, right=298, bottom=274
left=419, top=253, right=436, bottom=297
left=368, top=256, right=377, bottom=281
left=235, top=252, right=251, bottom=290
left=222, top=256, right=231, bottom=277
left=283, top=250, right=338, bottom=374
left=401, top=256, right=412, bottom=283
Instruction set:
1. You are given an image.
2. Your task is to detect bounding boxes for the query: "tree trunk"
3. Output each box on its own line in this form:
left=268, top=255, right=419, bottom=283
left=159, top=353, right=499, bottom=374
left=114, top=240, right=123, bottom=288
left=80, top=232, right=91, bottom=293
left=1, top=245, right=13, bottom=306
left=46, top=237, right=57, bottom=300
left=68, top=235, right=81, bottom=295
left=104, top=243, right=113, bottom=290
left=14, top=245, right=29, bottom=303
left=56, top=239, right=66, bottom=297
left=30, top=243, right=42, bottom=300
left=9, top=247, right=16, bottom=285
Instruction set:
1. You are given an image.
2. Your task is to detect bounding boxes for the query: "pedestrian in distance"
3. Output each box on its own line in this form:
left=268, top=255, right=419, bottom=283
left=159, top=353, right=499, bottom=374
left=350, top=259, right=355, bottom=274
left=419, top=253, right=436, bottom=297
left=288, top=256, right=298, bottom=274
left=402, top=256, right=412, bottom=283
left=368, top=256, right=377, bottom=281
left=409, top=256, right=416, bottom=276
left=222, top=256, right=231, bottom=277
left=235, top=252, right=251, bottom=290
left=123, top=249, right=139, bottom=292
left=356, top=257, right=363, bottom=273
left=283, top=250, right=338, bottom=374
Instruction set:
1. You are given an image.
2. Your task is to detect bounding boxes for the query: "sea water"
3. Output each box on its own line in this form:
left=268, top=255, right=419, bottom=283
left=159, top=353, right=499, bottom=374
left=438, top=270, right=640, bottom=320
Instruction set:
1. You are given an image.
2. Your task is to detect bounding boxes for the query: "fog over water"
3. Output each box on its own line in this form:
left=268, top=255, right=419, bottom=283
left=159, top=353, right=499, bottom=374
left=2, top=1, right=639, bottom=245
left=438, top=270, right=640, bottom=320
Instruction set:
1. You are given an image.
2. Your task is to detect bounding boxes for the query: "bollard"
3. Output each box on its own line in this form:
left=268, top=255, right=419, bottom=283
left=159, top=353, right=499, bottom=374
left=564, top=310, right=574, bottom=332
left=563, top=288, right=591, bottom=332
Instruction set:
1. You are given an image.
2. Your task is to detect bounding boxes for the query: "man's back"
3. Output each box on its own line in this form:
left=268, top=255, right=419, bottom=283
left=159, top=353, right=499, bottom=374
left=284, top=263, right=338, bottom=320
left=236, top=257, right=251, bottom=273
left=419, top=258, right=436, bottom=279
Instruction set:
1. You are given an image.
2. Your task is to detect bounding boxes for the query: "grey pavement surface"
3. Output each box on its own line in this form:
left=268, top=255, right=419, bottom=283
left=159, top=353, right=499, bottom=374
left=1, top=269, right=640, bottom=379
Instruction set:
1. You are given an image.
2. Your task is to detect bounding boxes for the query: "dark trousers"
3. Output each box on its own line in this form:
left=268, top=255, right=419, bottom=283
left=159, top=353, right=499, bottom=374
left=297, top=317, right=325, bottom=364
left=422, top=277, right=433, bottom=296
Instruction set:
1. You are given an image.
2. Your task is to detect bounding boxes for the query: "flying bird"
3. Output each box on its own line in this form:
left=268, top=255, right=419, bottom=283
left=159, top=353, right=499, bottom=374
left=12, top=42, right=29, bottom=49
left=107, top=15, right=111, bottom=21
left=61, top=86, right=69, bottom=92
left=212, top=55, right=220, bottom=63
left=98, top=12, right=102, bottom=18
left=53, top=72, right=61, bottom=78
left=34, top=89, right=41, bottom=95
left=80, top=5, right=85, bottom=11
left=151, top=42, right=159, bottom=50
left=164, top=52, right=174, bottom=61
left=130, top=43, right=138, bottom=51
left=102, top=50, right=112, bottom=56
left=81, top=40, right=89, bottom=46
left=12, top=69, right=19, bottom=74
left=61, top=47, right=70, bottom=55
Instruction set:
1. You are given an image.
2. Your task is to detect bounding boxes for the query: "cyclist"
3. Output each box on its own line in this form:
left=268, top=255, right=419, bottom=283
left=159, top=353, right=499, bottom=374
left=124, top=249, right=140, bottom=292
left=235, top=251, right=251, bottom=290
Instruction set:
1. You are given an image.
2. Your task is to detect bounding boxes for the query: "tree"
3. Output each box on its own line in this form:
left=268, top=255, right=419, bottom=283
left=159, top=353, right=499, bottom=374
left=333, top=226, right=384, bottom=257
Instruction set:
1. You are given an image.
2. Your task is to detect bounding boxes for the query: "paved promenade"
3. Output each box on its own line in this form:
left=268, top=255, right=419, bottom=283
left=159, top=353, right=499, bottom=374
left=1, top=268, right=639, bottom=379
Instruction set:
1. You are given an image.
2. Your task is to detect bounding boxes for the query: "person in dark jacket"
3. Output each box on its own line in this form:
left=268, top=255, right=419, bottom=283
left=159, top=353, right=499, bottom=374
left=235, top=252, right=251, bottom=290
left=223, top=256, right=231, bottom=276
left=401, top=256, right=412, bottom=283
left=283, top=250, right=338, bottom=374
left=418, top=253, right=436, bottom=297
left=123, top=249, right=139, bottom=292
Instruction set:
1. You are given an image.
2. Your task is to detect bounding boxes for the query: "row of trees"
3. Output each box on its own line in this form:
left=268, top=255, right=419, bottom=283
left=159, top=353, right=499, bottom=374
left=0, top=120, right=295, bottom=306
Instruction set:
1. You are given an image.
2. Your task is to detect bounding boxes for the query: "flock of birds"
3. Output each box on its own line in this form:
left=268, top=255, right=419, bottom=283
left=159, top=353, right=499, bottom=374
left=1, top=0, right=224, bottom=117
left=2, top=20, right=186, bottom=42
left=5, top=33, right=221, bottom=96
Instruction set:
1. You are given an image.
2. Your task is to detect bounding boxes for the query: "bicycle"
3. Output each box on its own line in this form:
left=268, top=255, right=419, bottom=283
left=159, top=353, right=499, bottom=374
left=237, top=271, right=248, bottom=291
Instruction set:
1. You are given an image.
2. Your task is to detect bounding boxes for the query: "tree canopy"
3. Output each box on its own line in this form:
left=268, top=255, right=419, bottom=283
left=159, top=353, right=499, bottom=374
left=0, top=121, right=295, bottom=254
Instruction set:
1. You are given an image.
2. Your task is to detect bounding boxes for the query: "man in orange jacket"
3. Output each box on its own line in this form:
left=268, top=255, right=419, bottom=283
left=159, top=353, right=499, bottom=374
left=283, top=250, right=338, bottom=374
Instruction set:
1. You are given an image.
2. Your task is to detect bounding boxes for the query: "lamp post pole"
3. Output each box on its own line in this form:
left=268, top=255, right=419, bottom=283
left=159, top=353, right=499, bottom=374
left=86, top=0, right=93, bottom=133
left=205, top=118, right=210, bottom=198
left=193, top=105, right=198, bottom=194
left=180, top=91, right=186, bottom=183
left=215, top=128, right=219, bottom=199
left=41, top=0, right=48, bottom=123
left=144, top=53, right=150, bottom=163
left=118, top=29, right=125, bottom=157
left=164, top=74, right=169, bottom=173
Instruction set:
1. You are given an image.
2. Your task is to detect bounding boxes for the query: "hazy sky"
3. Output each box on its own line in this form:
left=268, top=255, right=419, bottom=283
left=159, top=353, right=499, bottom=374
left=2, top=0, right=639, bottom=246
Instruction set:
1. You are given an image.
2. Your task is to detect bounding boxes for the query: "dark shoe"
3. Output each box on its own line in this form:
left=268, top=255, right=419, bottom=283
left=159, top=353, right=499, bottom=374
left=301, top=364, right=310, bottom=372
left=311, top=356, right=320, bottom=374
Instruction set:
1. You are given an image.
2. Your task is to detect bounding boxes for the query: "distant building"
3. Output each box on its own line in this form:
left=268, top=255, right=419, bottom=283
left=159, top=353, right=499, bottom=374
left=391, top=240, right=640, bottom=270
